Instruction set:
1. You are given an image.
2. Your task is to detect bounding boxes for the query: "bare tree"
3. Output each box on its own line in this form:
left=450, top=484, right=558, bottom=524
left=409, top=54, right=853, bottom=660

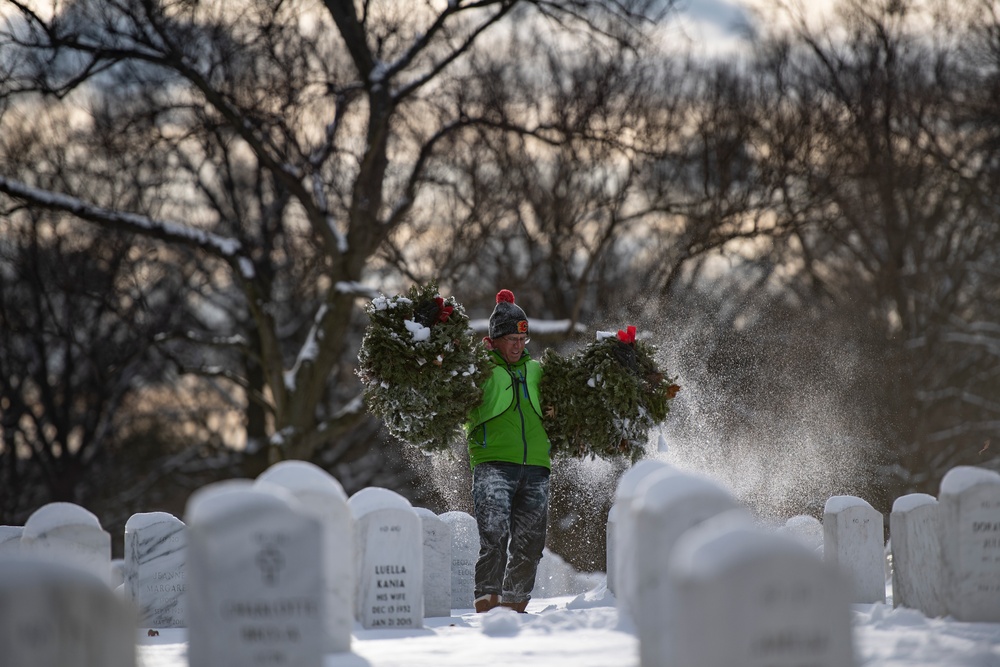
left=0, top=0, right=662, bottom=473
left=750, top=0, right=1000, bottom=495
left=381, top=22, right=781, bottom=337
left=0, top=214, right=190, bottom=523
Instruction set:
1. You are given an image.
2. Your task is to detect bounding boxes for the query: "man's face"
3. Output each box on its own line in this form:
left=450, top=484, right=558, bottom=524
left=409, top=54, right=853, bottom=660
left=493, top=334, right=529, bottom=364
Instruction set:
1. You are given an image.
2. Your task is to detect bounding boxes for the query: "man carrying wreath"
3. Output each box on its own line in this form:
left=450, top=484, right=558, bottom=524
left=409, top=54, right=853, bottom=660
left=465, top=289, right=551, bottom=614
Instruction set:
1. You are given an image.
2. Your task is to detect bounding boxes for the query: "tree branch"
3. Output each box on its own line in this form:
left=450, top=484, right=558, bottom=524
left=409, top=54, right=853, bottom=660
left=0, top=177, right=244, bottom=261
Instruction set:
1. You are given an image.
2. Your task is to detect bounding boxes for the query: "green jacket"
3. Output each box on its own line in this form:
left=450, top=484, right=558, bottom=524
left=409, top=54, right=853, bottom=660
left=465, top=350, right=551, bottom=470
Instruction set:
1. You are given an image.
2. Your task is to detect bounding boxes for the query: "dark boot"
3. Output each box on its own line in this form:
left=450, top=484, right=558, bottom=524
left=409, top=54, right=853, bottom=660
left=500, top=599, right=529, bottom=613
left=474, top=593, right=499, bottom=613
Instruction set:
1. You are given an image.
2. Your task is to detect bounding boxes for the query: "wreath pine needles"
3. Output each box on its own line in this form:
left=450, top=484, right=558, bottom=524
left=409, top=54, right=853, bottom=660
left=357, top=282, right=490, bottom=451
left=540, top=328, right=680, bottom=461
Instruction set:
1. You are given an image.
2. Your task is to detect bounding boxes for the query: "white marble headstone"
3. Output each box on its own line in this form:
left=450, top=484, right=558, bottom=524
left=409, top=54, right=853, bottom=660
left=110, top=559, right=126, bottom=589
left=124, top=512, right=187, bottom=628
left=660, top=515, right=855, bottom=667
left=0, top=557, right=136, bottom=667
left=255, top=460, right=354, bottom=653
left=20, top=502, right=112, bottom=585
left=777, top=514, right=824, bottom=556
left=438, top=510, right=479, bottom=609
left=0, top=526, right=23, bottom=554
left=890, top=493, right=945, bottom=617
left=630, top=471, right=748, bottom=666
left=939, top=466, right=1000, bottom=621
left=185, top=480, right=325, bottom=667
left=415, top=508, right=452, bottom=617
left=605, top=503, right=619, bottom=593
left=610, top=459, right=673, bottom=604
left=349, top=487, right=423, bottom=630
left=823, top=496, right=885, bottom=604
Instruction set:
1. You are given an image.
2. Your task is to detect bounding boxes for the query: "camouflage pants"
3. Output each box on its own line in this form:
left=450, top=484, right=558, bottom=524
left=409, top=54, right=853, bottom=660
left=471, top=461, right=550, bottom=604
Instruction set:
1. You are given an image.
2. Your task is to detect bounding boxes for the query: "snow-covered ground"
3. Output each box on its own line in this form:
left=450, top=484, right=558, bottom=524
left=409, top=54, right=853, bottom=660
left=137, top=581, right=1000, bottom=667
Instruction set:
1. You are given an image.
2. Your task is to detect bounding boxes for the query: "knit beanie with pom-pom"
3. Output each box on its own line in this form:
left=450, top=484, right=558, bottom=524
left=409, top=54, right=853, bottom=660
left=488, top=289, right=529, bottom=340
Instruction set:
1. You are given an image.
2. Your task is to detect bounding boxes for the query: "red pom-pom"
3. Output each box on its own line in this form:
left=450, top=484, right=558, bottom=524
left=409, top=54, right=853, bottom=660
left=496, top=289, right=515, bottom=304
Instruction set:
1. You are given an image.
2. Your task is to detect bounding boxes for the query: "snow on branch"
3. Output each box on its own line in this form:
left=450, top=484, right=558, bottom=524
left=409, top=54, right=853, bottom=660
left=283, top=304, right=328, bottom=392
left=154, top=331, right=249, bottom=349
left=0, top=176, right=243, bottom=260
left=942, top=331, right=1000, bottom=357
left=307, top=170, right=349, bottom=254
left=967, top=321, right=1000, bottom=335
left=335, top=281, right=380, bottom=299
left=926, top=420, right=1000, bottom=443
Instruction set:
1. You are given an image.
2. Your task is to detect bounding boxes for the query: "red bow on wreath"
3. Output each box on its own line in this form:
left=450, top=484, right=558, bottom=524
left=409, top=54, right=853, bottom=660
left=434, top=297, right=455, bottom=323
left=617, top=325, right=636, bottom=344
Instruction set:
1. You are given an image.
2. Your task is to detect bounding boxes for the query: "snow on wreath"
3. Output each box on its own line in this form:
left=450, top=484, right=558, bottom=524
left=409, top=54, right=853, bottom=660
left=357, top=282, right=490, bottom=451
left=540, top=325, right=680, bottom=462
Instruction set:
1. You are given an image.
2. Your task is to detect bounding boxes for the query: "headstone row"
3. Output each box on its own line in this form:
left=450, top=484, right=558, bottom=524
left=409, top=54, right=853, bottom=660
left=811, top=465, right=1000, bottom=624
left=0, top=503, right=131, bottom=667
left=608, top=460, right=856, bottom=667
left=0, top=558, right=136, bottom=667
left=608, top=459, right=1000, bottom=667
left=1, top=461, right=485, bottom=666
left=891, top=466, right=1000, bottom=622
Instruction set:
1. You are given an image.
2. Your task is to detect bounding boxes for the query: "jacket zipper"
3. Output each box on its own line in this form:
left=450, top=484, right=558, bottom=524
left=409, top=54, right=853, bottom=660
left=513, top=366, right=529, bottom=464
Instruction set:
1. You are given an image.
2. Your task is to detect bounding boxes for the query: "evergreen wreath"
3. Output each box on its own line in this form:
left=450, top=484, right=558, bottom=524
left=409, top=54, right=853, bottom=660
left=540, top=326, right=680, bottom=461
left=357, top=282, right=490, bottom=451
